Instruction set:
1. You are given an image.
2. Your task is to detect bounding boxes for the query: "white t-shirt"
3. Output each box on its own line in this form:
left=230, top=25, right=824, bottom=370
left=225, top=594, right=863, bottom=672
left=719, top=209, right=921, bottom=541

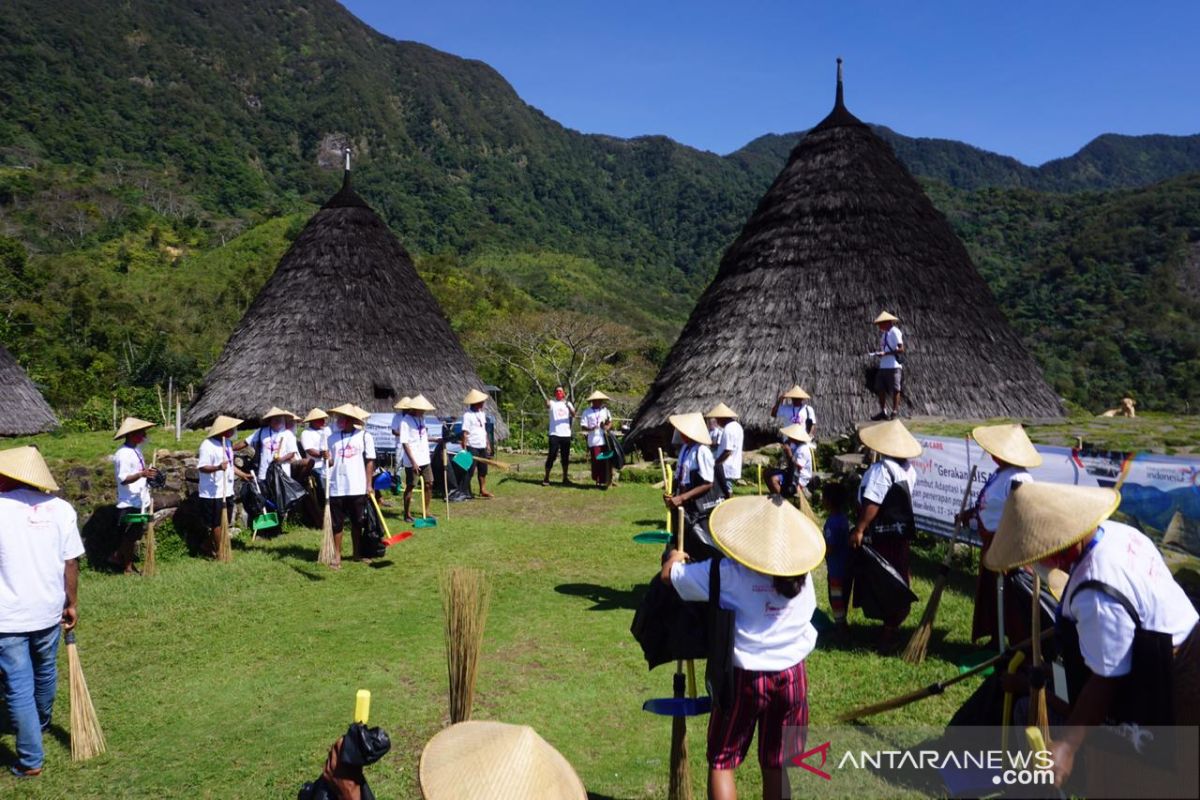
left=462, top=410, right=488, bottom=449
left=548, top=400, right=574, bottom=437
left=299, top=427, right=328, bottom=474
left=859, top=458, right=917, bottom=505
left=198, top=437, right=236, bottom=499
left=879, top=327, right=904, bottom=369
left=581, top=406, right=611, bottom=447
left=788, top=441, right=814, bottom=488
left=248, top=427, right=298, bottom=481
left=676, top=443, right=715, bottom=488
left=1061, top=521, right=1199, bottom=678
left=714, top=420, right=744, bottom=480
left=113, top=445, right=147, bottom=509
left=776, top=402, right=816, bottom=431
left=976, top=466, right=1032, bottom=533
left=672, top=558, right=817, bottom=671
left=326, top=428, right=376, bottom=497
left=0, top=489, right=85, bottom=633
left=399, top=414, right=431, bottom=468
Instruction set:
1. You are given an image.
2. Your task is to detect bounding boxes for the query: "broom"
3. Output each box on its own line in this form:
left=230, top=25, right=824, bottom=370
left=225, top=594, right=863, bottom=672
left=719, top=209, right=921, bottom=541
left=442, top=446, right=450, bottom=521
left=902, top=465, right=978, bottom=664
left=217, top=466, right=232, bottom=563
left=65, top=629, right=106, bottom=761
left=669, top=505, right=693, bottom=800
left=142, top=452, right=158, bottom=577
left=1027, top=572, right=1051, bottom=744
left=318, top=445, right=336, bottom=566
left=440, top=567, right=490, bottom=723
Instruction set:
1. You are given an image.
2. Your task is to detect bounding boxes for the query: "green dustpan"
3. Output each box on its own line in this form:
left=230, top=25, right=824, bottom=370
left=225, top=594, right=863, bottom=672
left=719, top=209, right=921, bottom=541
left=252, top=511, right=280, bottom=531
left=451, top=450, right=474, bottom=471
left=124, top=512, right=152, bottom=525
left=957, top=648, right=997, bottom=677
left=633, top=530, right=672, bottom=545
left=414, top=516, right=437, bottom=529
left=595, top=450, right=616, bottom=461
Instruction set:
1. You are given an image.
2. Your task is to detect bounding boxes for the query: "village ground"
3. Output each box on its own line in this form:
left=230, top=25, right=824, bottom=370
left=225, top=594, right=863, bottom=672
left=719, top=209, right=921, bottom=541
left=2, top=414, right=1198, bottom=798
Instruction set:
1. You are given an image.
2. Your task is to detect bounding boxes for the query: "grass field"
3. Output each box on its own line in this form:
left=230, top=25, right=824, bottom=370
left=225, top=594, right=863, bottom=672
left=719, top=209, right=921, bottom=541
left=0, top=441, right=997, bottom=799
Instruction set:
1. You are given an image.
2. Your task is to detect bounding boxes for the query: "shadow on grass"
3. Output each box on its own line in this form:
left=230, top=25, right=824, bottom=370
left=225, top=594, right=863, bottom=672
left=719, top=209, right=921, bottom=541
left=554, top=582, right=648, bottom=611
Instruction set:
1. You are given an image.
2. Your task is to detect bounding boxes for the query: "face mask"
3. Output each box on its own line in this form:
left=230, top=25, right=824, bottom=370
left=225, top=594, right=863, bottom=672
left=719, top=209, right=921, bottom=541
left=554, top=390, right=565, bottom=401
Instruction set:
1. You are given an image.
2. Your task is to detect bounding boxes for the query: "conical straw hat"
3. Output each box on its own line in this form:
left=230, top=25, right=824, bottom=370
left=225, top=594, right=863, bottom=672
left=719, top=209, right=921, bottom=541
left=709, top=495, right=826, bottom=577
left=781, top=385, right=810, bottom=400
left=329, top=403, right=369, bottom=422
left=873, top=310, right=900, bottom=324
left=113, top=417, right=156, bottom=440
left=410, top=394, right=436, bottom=412
left=302, top=408, right=328, bottom=423
left=859, top=419, right=922, bottom=459
left=983, top=483, right=1120, bottom=572
left=972, top=424, right=1042, bottom=468
left=206, top=415, right=243, bottom=438
left=262, top=406, right=291, bottom=420
left=394, top=396, right=413, bottom=411
left=463, top=389, right=489, bottom=405
left=780, top=423, right=811, bottom=443
left=0, top=445, right=59, bottom=492
left=705, top=402, right=738, bottom=419
left=669, top=412, right=711, bottom=445
left=419, top=721, right=587, bottom=800
left=585, top=390, right=610, bottom=402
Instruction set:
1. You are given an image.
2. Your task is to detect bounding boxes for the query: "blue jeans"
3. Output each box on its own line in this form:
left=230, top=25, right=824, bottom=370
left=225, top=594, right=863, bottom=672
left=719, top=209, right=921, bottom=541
left=0, top=625, right=61, bottom=770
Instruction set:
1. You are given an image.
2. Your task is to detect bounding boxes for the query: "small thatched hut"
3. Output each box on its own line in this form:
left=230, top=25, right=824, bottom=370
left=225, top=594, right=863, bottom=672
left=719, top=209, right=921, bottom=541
left=184, top=166, right=504, bottom=435
left=627, top=61, right=1063, bottom=452
left=0, top=344, right=59, bottom=435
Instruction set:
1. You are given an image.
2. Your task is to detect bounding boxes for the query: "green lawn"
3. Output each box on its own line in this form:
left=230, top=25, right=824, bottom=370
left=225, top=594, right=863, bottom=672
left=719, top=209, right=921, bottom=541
left=2, top=448, right=992, bottom=799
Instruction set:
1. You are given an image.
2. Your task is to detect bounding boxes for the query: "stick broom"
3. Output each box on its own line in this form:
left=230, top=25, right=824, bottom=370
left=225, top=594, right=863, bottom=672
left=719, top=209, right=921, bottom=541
left=440, top=567, right=490, bottom=723
left=317, top=460, right=336, bottom=566
left=66, top=629, right=106, bottom=761
left=217, top=464, right=232, bottom=562
left=669, top=504, right=692, bottom=800
left=143, top=451, right=158, bottom=577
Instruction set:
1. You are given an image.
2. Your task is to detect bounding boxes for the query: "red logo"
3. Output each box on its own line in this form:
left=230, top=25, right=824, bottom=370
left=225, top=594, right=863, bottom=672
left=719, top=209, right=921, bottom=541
left=790, top=740, right=832, bottom=780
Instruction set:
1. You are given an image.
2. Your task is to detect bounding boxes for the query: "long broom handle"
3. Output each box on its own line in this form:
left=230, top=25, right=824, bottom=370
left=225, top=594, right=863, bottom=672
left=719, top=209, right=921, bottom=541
left=941, top=466, right=978, bottom=569
left=443, top=446, right=450, bottom=520
left=837, top=628, right=1055, bottom=721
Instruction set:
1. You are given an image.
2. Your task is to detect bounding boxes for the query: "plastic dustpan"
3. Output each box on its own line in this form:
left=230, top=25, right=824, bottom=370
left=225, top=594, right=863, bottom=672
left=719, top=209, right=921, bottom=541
left=124, top=513, right=152, bottom=525
left=383, top=531, right=413, bottom=547
left=633, top=530, right=672, bottom=545
left=414, top=516, right=437, bottom=529
left=451, top=450, right=474, bottom=471
left=252, top=511, right=280, bottom=531
left=957, top=648, right=997, bottom=677
left=595, top=450, right=615, bottom=461
left=642, top=696, right=712, bottom=717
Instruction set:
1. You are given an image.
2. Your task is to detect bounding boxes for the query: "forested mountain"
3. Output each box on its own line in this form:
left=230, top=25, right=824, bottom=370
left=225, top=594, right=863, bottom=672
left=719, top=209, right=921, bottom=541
left=1, top=0, right=1198, bottom=424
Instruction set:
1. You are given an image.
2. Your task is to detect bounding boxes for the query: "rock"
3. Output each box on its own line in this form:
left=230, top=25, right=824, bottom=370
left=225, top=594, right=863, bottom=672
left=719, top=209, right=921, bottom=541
left=67, top=465, right=91, bottom=480
left=151, top=490, right=182, bottom=509
left=184, top=467, right=199, bottom=483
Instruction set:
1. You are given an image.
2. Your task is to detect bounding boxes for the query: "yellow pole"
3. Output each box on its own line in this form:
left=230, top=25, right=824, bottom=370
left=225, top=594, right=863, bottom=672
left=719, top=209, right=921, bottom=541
left=354, top=689, right=371, bottom=724
left=757, top=463, right=763, bottom=495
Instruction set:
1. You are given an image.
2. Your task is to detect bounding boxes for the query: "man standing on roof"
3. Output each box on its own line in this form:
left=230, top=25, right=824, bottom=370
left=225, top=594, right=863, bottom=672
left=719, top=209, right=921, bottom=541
left=111, top=417, right=158, bottom=575
left=871, top=311, right=905, bottom=420
left=543, top=387, right=575, bottom=486
left=400, top=395, right=435, bottom=523
left=707, top=403, right=743, bottom=499
left=460, top=390, right=494, bottom=498
left=0, top=446, right=85, bottom=779
left=581, top=391, right=613, bottom=489
left=325, top=405, right=375, bottom=567
left=771, top=385, right=816, bottom=438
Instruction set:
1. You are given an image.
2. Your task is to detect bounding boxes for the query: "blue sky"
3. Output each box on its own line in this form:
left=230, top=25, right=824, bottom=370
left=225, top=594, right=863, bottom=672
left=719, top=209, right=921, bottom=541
left=340, top=1, right=1199, bottom=166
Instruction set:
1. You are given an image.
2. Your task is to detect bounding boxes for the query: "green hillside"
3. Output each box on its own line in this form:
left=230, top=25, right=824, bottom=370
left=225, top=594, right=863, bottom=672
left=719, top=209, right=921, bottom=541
left=2, top=0, right=1199, bottom=425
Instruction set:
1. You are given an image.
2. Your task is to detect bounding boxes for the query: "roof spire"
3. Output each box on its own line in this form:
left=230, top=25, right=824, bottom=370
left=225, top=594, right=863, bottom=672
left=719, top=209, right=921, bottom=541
left=812, top=56, right=864, bottom=131
left=341, top=146, right=352, bottom=190
left=836, top=57, right=844, bottom=110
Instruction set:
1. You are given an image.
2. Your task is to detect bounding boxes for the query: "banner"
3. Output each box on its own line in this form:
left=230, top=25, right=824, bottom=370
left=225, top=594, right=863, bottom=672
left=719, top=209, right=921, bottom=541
left=912, top=435, right=1200, bottom=556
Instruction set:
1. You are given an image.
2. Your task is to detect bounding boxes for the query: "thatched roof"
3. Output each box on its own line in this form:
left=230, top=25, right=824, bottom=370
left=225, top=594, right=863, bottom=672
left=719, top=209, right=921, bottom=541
left=627, top=62, right=1063, bottom=452
left=0, top=344, right=59, bottom=436
left=184, top=171, right=505, bottom=436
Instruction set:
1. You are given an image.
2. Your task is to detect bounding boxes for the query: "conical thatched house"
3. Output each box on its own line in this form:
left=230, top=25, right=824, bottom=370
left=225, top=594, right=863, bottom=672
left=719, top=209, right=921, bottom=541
left=627, top=62, right=1062, bottom=452
left=0, top=344, right=59, bottom=435
left=185, top=167, right=504, bottom=435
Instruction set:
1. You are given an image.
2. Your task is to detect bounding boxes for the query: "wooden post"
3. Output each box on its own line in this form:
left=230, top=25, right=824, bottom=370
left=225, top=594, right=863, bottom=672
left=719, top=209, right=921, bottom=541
left=176, top=398, right=182, bottom=442
left=112, top=397, right=117, bottom=432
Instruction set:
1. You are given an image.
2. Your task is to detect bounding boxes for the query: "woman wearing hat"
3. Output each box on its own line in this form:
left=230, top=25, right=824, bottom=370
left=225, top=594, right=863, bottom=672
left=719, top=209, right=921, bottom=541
left=984, top=483, right=1198, bottom=790
left=956, top=424, right=1040, bottom=645
left=581, top=390, right=613, bottom=489
left=767, top=424, right=814, bottom=499
left=325, top=404, right=376, bottom=567
left=771, top=385, right=816, bottom=438
left=399, top=395, right=435, bottom=523
left=111, top=417, right=159, bottom=574
left=708, top=403, right=743, bottom=499
left=661, top=495, right=824, bottom=800
left=849, top=419, right=922, bottom=650
left=197, top=416, right=251, bottom=558
left=870, top=311, right=905, bottom=421
left=665, top=412, right=722, bottom=561
left=460, top=389, right=494, bottom=498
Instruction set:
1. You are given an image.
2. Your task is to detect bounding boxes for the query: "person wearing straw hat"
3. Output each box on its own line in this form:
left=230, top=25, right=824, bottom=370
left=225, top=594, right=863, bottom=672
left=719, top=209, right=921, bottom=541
left=661, top=495, right=824, bottom=800
left=0, top=446, right=84, bottom=778
left=110, top=417, right=159, bottom=574
left=870, top=311, right=905, bottom=421
left=460, top=389, right=494, bottom=498
left=543, top=386, right=576, bottom=486
left=767, top=424, right=814, bottom=499
left=419, top=720, right=587, bottom=799
left=581, top=390, right=613, bottom=489
left=849, top=419, right=922, bottom=650
left=771, top=385, right=816, bottom=438
left=197, top=415, right=250, bottom=558
left=707, top=402, right=743, bottom=499
left=984, top=483, right=1199, bottom=790
left=400, top=395, right=435, bottom=524
left=299, top=409, right=330, bottom=492
left=325, top=404, right=376, bottom=567
left=665, top=412, right=721, bottom=562
left=239, top=406, right=299, bottom=483
left=956, top=423, right=1040, bottom=645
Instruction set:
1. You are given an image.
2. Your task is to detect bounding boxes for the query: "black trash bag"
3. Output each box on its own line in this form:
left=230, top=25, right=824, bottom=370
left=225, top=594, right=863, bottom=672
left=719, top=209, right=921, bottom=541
left=850, top=544, right=918, bottom=622
left=630, top=572, right=708, bottom=669
left=603, top=430, right=626, bottom=470
left=361, top=499, right=387, bottom=558
left=240, top=479, right=266, bottom=517
left=266, top=461, right=308, bottom=514
left=298, top=722, right=390, bottom=800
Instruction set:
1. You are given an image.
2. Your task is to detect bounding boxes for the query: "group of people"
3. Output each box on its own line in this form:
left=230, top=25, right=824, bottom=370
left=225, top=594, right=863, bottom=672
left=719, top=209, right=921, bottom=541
left=541, top=387, right=616, bottom=489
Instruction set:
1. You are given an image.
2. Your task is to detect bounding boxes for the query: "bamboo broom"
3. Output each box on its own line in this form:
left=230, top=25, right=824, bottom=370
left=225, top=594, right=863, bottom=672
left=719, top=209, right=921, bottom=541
left=442, top=446, right=450, bottom=521
left=1027, top=572, right=1051, bottom=744
left=669, top=504, right=692, bottom=800
left=217, top=464, right=232, bottom=563
left=65, top=629, right=106, bottom=761
left=142, top=452, right=158, bottom=577
left=440, top=567, right=490, bottom=724
left=902, top=466, right=978, bottom=664
left=318, top=442, right=336, bottom=566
